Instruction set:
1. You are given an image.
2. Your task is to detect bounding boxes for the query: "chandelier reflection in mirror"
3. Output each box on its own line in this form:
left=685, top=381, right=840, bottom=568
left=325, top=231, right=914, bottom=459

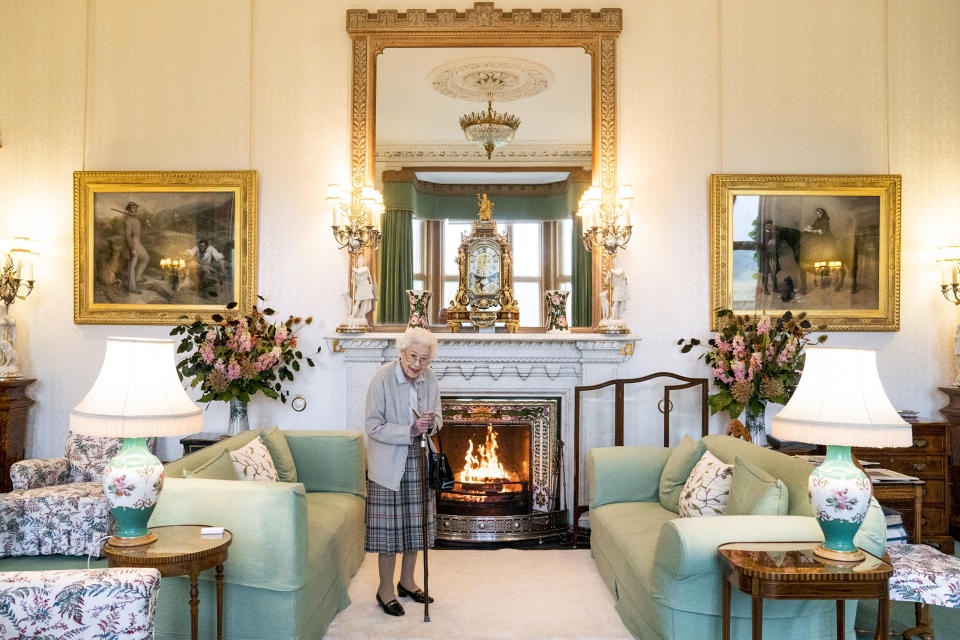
left=458, top=71, right=520, bottom=159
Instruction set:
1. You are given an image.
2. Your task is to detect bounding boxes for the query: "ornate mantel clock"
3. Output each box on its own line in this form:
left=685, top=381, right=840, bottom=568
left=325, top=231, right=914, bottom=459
left=446, top=194, right=519, bottom=333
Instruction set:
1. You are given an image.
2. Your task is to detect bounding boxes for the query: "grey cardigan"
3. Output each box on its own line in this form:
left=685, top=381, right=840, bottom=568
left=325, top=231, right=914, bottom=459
left=365, top=361, right=442, bottom=491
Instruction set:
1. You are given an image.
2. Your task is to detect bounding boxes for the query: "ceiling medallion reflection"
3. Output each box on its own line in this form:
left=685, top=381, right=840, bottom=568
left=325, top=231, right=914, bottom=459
left=431, top=58, right=552, bottom=160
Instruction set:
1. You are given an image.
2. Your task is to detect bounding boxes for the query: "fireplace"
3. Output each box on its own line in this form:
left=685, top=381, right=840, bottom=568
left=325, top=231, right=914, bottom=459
left=434, top=397, right=567, bottom=542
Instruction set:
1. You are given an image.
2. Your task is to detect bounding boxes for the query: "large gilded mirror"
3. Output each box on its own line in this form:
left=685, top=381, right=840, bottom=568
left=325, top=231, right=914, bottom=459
left=347, top=2, right=621, bottom=330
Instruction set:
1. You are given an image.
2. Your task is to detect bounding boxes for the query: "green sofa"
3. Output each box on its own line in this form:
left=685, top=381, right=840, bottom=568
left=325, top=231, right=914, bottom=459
left=587, top=435, right=886, bottom=640
left=150, top=429, right=366, bottom=640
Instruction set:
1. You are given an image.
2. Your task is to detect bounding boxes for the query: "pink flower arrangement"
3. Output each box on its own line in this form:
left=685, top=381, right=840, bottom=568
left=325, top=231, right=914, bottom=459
left=679, top=310, right=825, bottom=420
left=171, top=298, right=318, bottom=404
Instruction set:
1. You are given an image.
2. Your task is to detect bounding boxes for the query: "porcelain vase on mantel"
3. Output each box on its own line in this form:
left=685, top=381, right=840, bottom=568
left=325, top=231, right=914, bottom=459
left=544, top=290, right=570, bottom=334
left=744, top=404, right=767, bottom=446
left=406, top=289, right=431, bottom=329
left=228, top=397, right=249, bottom=436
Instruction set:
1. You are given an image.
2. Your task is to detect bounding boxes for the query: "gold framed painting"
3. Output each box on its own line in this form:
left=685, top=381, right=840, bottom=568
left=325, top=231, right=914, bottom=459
left=74, top=170, right=257, bottom=325
left=710, top=174, right=901, bottom=331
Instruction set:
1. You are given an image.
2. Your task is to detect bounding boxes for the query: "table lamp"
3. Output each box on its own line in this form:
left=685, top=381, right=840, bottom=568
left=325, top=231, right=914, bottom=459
left=70, top=337, right=202, bottom=546
left=771, top=347, right=911, bottom=562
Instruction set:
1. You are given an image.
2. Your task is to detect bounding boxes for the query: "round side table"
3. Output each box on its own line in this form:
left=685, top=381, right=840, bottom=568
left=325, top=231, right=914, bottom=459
left=104, top=524, right=232, bottom=640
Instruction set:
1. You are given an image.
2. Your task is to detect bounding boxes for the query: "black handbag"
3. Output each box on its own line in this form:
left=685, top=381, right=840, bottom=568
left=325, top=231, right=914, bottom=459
left=427, top=436, right=455, bottom=492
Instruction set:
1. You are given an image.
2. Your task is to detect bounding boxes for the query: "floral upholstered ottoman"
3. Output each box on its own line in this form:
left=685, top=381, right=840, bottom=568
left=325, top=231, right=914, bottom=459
left=886, top=543, right=960, bottom=639
left=0, top=481, right=114, bottom=556
left=0, top=567, right=160, bottom=639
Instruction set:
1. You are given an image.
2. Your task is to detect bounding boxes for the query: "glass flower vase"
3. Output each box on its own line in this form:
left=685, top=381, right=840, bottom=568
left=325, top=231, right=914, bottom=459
left=744, top=404, right=767, bottom=446
left=228, top=397, right=249, bottom=436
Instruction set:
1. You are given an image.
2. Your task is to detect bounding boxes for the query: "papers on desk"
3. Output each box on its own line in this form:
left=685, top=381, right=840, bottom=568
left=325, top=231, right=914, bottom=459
left=866, top=467, right=920, bottom=483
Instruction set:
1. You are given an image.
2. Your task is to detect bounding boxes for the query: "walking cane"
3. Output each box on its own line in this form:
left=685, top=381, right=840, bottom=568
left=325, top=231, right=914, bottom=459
left=420, top=431, right=431, bottom=622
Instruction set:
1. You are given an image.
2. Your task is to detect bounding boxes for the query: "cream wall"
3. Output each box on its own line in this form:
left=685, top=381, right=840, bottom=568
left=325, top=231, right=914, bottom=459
left=2, top=0, right=958, bottom=461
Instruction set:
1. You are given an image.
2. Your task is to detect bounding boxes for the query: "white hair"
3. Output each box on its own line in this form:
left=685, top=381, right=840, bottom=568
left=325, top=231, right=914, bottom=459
left=396, top=327, right=439, bottom=360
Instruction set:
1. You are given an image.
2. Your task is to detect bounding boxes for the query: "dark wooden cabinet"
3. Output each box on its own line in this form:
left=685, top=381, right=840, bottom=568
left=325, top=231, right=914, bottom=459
left=853, top=421, right=953, bottom=554
left=0, top=378, right=35, bottom=493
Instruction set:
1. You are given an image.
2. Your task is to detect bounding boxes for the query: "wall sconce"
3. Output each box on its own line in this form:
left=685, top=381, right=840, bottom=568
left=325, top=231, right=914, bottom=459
left=326, top=184, right=384, bottom=333
left=0, top=236, right=38, bottom=380
left=159, top=258, right=187, bottom=291
left=937, top=245, right=960, bottom=305
left=577, top=186, right=634, bottom=334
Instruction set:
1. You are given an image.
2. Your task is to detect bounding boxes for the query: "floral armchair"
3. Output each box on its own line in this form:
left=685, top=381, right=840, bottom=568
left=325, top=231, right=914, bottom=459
left=0, top=567, right=160, bottom=639
left=1, top=433, right=154, bottom=557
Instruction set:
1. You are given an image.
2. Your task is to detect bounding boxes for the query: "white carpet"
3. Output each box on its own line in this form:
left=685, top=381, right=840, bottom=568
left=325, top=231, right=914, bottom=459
left=323, top=549, right=633, bottom=640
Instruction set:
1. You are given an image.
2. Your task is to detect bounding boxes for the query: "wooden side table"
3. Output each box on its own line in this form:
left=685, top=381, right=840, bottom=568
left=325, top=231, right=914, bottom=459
left=718, top=541, right=893, bottom=640
left=104, top=524, right=232, bottom=640
left=179, top=432, right=226, bottom=457
left=0, top=378, right=35, bottom=493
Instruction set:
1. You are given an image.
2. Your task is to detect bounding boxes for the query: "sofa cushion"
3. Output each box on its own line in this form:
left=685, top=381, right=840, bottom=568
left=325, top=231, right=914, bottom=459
left=230, top=437, right=279, bottom=481
left=183, top=449, right=238, bottom=480
left=286, top=431, right=366, bottom=497
left=727, top=456, right=789, bottom=515
left=703, top=434, right=814, bottom=517
left=261, top=426, right=298, bottom=483
left=678, top=450, right=733, bottom=517
left=658, top=435, right=705, bottom=513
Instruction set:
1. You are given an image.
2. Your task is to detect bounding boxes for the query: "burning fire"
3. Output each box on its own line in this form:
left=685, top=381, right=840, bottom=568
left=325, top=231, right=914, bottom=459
left=458, top=425, right=517, bottom=484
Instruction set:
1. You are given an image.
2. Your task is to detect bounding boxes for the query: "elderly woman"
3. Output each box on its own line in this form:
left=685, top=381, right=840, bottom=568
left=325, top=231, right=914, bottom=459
left=365, top=327, right=441, bottom=617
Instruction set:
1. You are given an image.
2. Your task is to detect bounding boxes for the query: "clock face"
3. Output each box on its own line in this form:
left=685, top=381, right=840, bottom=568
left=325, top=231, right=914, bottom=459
left=468, top=244, right=501, bottom=297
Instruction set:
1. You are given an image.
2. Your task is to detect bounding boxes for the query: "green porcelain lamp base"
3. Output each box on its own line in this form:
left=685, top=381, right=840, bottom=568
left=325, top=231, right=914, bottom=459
left=102, top=437, right=165, bottom=547
left=808, top=445, right=872, bottom=563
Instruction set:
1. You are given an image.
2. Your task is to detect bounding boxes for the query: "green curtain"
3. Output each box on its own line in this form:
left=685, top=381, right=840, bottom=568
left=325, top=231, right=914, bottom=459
left=383, top=181, right=574, bottom=220
left=571, top=213, right=592, bottom=327
left=377, top=209, right=413, bottom=324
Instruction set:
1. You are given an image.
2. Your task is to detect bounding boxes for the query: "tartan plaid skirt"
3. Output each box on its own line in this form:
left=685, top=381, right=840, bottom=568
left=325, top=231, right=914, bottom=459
left=365, top=443, right=436, bottom=554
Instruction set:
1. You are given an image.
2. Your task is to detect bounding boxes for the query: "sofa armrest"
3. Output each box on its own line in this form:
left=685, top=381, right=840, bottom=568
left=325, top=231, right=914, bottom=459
left=10, top=457, right=70, bottom=490
left=149, top=478, right=308, bottom=591
left=284, top=431, right=366, bottom=497
left=588, top=446, right=671, bottom=509
left=654, top=498, right=886, bottom=581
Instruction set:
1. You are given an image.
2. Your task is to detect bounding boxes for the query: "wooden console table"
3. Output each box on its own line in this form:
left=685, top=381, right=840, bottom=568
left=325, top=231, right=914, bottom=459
left=0, top=378, right=35, bottom=493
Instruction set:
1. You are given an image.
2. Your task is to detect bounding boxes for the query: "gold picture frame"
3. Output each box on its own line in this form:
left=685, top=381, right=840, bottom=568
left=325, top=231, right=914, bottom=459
left=74, top=170, right=257, bottom=325
left=710, top=174, right=901, bottom=332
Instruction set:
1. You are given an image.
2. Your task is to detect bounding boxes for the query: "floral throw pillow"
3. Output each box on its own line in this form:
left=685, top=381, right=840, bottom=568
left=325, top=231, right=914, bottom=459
left=678, top=450, right=734, bottom=517
left=229, top=436, right=279, bottom=482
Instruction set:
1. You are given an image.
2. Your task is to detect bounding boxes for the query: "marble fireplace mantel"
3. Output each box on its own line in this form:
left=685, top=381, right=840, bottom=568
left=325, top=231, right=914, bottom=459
left=328, top=332, right=637, bottom=427
left=328, top=332, right=637, bottom=522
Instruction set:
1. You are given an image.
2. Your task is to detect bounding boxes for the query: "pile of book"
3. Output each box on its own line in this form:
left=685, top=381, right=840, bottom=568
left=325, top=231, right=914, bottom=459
left=883, top=506, right=909, bottom=545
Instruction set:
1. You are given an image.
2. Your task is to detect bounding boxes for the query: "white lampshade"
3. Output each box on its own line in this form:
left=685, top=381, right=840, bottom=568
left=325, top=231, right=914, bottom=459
left=70, top=337, right=203, bottom=437
left=771, top=347, right=911, bottom=448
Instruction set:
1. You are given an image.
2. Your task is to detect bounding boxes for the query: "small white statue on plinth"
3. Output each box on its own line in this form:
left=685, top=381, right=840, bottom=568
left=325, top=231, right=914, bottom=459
left=0, top=303, right=21, bottom=380
left=338, top=256, right=378, bottom=333
left=597, top=254, right=629, bottom=334
left=953, top=323, right=960, bottom=387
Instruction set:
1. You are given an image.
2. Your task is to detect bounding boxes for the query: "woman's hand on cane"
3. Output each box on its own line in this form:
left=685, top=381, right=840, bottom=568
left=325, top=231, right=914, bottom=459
left=411, top=411, right=434, bottom=437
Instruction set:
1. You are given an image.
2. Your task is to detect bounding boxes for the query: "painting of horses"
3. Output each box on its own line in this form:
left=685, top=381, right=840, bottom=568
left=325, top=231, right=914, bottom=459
left=74, top=171, right=258, bottom=325
left=711, top=174, right=901, bottom=331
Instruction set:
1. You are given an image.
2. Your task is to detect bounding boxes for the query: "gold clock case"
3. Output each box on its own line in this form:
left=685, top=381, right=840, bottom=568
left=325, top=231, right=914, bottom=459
left=447, top=197, right=519, bottom=333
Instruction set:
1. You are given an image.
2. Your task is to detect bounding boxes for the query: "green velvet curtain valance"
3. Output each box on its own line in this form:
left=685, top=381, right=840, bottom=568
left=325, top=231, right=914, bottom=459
left=377, top=209, right=413, bottom=324
left=384, top=181, right=578, bottom=221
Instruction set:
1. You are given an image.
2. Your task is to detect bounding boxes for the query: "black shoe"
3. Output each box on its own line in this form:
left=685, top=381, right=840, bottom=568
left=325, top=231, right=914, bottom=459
left=376, top=592, right=405, bottom=616
left=397, top=582, right=435, bottom=604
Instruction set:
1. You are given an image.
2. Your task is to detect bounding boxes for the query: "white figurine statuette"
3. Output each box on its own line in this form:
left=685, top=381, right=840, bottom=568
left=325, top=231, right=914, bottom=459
left=596, top=254, right=629, bottom=334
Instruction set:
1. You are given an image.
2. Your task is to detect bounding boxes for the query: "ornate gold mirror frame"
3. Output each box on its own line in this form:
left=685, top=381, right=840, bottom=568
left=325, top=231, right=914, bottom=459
left=346, top=2, right=622, bottom=330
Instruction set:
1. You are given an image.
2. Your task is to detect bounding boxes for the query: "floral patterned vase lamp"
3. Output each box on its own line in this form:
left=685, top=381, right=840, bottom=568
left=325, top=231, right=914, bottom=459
left=70, top=337, right=202, bottom=546
left=771, top=347, right=910, bottom=562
